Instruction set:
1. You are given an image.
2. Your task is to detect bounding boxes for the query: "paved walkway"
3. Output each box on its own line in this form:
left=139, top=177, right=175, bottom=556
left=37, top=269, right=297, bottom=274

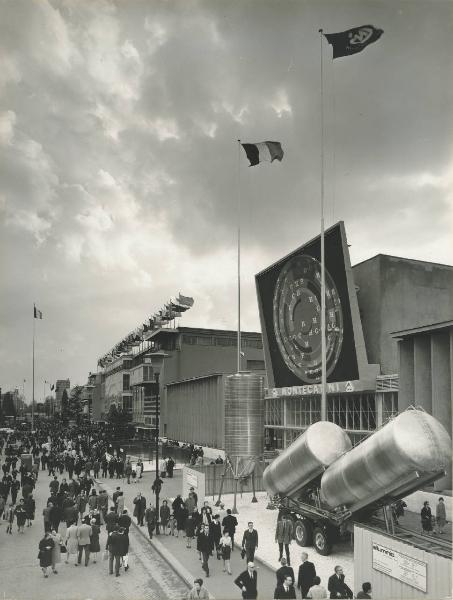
left=97, top=472, right=280, bottom=599
left=0, top=468, right=188, bottom=600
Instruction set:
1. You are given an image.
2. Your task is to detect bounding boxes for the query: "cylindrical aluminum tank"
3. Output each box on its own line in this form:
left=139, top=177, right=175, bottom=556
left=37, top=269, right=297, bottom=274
left=320, top=409, right=452, bottom=510
left=224, top=372, right=264, bottom=477
left=263, top=421, right=352, bottom=499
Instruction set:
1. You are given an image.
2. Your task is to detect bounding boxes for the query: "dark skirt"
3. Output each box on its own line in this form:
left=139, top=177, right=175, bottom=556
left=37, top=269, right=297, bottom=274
left=221, top=545, right=231, bottom=559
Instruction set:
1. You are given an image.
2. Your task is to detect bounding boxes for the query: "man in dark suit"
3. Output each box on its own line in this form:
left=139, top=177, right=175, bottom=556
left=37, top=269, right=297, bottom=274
left=327, top=566, right=353, bottom=599
left=274, top=575, right=297, bottom=599
left=297, top=553, right=317, bottom=598
left=276, top=557, right=295, bottom=586
left=242, top=521, right=258, bottom=563
left=234, top=562, right=258, bottom=599
left=222, top=509, right=238, bottom=550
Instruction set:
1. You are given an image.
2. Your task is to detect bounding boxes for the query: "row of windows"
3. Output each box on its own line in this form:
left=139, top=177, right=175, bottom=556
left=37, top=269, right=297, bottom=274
left=181, top=335, right=263, bottom=349
left=265, top=393, right=381, bottom=432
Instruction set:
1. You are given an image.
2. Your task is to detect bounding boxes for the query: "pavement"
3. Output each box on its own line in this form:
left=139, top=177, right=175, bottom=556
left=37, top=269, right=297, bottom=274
left=97, top=473, right=280, bottom=599
left=96, top=469, right=355, bottom=597
left=0, top=467, right=188, bottom=600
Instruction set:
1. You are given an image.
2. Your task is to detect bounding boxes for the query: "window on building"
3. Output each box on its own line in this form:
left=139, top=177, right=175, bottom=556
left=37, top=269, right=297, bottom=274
left=328, top=394, right=376, bottom=431
left=243, top=338, right=263, bottom=349
left=182, top=335, right=197, bottom=345
left=382, top=393, right=398, bottom=424
left=123, top=374, right=130, bottom=391
left=143, top=366, right=153, bottom=381
left=246, top=359, right=265, bottom=371
left=265, top=398, right=283, bottom=426
left=215, top=337, right=236, bottom=346
left=196, top=336, right=213, bottom=345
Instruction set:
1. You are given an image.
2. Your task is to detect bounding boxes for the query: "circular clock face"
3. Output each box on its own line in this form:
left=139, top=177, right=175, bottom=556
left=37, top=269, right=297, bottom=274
left=272, top=254, right=344, bottom=383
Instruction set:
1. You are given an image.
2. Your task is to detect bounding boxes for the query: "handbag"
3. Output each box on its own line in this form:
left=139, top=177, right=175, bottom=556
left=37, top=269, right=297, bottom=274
left=60, top=544, right=67, bottom=553
left=241, top=548, right=246, bottom=560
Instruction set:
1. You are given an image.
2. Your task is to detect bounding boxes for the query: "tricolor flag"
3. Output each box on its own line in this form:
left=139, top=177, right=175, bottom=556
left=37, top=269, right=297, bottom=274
left=324, top=25, right=383, bottom=59
left=34, top=305, right=43, bottom=319
left=241, top=141, right=284, bottom=167
left=177, top=293, right=195, bottom=308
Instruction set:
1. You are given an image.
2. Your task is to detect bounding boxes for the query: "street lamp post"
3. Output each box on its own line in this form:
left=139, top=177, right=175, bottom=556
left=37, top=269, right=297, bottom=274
left=150, top=351, right=168, bottom=536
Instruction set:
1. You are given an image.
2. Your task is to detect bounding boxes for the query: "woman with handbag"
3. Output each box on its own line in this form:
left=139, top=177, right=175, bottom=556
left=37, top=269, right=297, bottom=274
left=50, top=528, right=63, bottom=574
left=38, top=531, right=55, bottom=578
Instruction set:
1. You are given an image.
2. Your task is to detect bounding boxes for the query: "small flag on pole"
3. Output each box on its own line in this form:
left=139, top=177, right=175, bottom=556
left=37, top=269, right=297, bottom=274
left=50, top=384, right=55, bottom=391
left=324, top=25, right=383, bottom=59
left=177, top=293, right=195, bottom=308
left=34, top=305, right=43, bottom=319
left=241, top=141, right=284, bottom=167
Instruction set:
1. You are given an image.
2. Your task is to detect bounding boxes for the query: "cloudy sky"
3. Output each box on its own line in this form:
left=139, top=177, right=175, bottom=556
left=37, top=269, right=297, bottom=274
left=1, top=0, right=452, bottom=396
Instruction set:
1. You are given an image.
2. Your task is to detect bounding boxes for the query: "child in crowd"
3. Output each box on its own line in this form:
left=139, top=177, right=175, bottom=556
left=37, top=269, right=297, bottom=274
left=168, top=512, right=177, bottom=536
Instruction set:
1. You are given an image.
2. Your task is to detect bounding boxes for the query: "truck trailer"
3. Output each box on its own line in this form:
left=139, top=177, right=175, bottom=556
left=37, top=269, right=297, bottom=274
left=263, top=408, right=452, bottom=555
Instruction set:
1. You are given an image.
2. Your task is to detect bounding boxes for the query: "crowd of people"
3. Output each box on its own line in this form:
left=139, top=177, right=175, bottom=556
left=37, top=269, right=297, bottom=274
left=1, top=421, right=449, bottom=598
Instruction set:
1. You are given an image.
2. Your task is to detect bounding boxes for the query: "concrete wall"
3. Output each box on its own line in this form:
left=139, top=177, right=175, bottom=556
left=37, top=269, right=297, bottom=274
left=164, top=374, right=226, bottom=448
left=353, top=255, right=453, bottom=375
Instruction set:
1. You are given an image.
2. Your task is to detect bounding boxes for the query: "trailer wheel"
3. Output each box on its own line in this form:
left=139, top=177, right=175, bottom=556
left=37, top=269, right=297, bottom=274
left=294, top=519, right=313, bottom=547
left=313, top=526, right=332, bottom=555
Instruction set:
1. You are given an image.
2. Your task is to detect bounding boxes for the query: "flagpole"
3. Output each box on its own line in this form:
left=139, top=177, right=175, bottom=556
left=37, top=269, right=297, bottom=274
left=32, top=304, right=35, bottom=431
left=237, top=139, right=242, bottom=373
left=319, top=29, right=327, bottom=422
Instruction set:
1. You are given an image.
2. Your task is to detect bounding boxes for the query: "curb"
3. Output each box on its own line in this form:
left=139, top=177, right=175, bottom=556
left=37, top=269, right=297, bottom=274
left=95, top=479, right=215, bottom=599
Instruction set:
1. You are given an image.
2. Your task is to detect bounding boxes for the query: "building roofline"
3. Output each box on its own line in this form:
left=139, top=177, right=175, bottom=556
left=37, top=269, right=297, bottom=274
left=166, top=372, right=229, bottom=387
left=391, top=320, right=453, bottom=338
left=144, top=326, right=262, bottom=341
left=352, top=253, right=453, bottom=270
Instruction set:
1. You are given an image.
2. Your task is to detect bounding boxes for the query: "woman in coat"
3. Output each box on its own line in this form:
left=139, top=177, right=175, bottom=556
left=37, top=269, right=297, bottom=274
left=38, top=532, right=55, bottom=578
left=185, top=511, right=196, bottom=548
left=160, top=500, right=171, bottom=535
left=14, top=498, right=27, bottom=533
left=88, top=490, right=98, bottom=512
left=421, top=501, right=433, bottom=534
left=133, top=492, right=146, bottom=526
left=89, top=518, right=101, bottom=563
left=65, top=522, right=79, bottom=565
left=50, top=529, right=62, bottom=574
left=24, top=494, right=35, bottom=527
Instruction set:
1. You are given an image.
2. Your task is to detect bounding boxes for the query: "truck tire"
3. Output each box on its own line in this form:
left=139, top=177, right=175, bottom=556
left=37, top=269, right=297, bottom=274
left=313, top=526, right=332, bottom=555
left=294, top=518, right=313, bottom=547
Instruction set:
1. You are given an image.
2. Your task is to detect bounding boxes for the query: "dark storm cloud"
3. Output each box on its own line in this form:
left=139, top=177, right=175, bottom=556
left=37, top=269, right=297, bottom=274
left=0, top=0, right=452, bottom=390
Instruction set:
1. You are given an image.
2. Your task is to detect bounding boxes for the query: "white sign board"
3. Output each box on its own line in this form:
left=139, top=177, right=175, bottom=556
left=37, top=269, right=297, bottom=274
left=372, top=542, right=427, bottom=592
left=182, top=466, right=205, bottom=506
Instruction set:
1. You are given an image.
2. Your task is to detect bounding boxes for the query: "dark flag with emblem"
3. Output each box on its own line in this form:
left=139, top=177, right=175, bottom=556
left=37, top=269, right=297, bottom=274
left=33, top=305, right=43, bottom=319
left=324, top=25, right=383, bottom=59
left=241, top=141, right=284, bottom=167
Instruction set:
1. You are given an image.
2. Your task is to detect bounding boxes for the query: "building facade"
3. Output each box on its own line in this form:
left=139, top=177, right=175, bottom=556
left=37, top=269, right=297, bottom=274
left=131, top=326, right=265, bottom=440
left=103, top=356, right=133, bottom=419
left=258, top=224, right=453, bottom=457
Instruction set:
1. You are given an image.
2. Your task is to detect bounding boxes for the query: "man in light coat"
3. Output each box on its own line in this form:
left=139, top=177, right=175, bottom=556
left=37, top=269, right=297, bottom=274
left=275, top=514, right=294, bottom=565
left=76, top=520, right=92, bottom=566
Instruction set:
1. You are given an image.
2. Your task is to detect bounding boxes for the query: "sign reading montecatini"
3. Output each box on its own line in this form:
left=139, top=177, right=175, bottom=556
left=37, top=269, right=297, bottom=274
left=372, top=541, right=427, bottom=592
left=266, top=378, right=377, bottom=398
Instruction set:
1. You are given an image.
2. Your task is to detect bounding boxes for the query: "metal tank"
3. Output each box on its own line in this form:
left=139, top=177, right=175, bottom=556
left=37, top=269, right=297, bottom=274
left=320, top=409, right=452, bottom=510
left=263, top=422, right=352, bottom=499
left=224, top=372, right=264, bottom=478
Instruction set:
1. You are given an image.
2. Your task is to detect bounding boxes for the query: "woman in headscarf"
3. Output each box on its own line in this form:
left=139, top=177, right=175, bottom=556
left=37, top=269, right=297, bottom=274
left=38, top=531, right=55, bottom=578
left=89, top=518, right=101, bottom=563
